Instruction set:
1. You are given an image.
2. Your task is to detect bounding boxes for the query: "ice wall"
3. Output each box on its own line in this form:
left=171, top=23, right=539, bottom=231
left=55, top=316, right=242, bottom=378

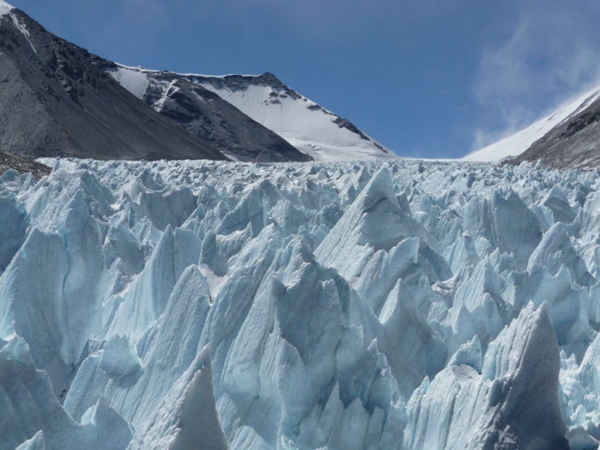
left=1, top=158, right=600, bottom=449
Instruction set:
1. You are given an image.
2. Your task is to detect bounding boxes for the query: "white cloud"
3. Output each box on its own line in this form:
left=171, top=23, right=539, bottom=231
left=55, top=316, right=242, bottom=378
left=473, top=0, right=600, bottom=145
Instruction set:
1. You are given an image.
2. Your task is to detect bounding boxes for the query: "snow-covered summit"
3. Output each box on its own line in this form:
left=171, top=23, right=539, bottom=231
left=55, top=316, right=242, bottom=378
left=196, top=72, right=396, bottom=162
left=111, top=65, right=396, bottom=162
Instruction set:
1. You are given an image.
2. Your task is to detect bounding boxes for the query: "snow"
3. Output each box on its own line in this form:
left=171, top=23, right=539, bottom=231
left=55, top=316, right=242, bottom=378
left=7, top=9, right=37, bottom=54
left=463, top=87, right=600, bottom=162
left=198, top=79, right=396, bottom=162
left=152, top=79, right=178, bottom=112
left=109, top=65, right=150, bottom=99
left=0, top=0, right=13, bottom=17
left=99, top=335, right=142, bottom=382
left=3, top=157, right=600, bottom=448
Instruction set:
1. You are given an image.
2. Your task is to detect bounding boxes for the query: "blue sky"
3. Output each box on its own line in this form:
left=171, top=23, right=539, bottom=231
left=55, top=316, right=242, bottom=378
left=8, top=0, right=600, bottom=158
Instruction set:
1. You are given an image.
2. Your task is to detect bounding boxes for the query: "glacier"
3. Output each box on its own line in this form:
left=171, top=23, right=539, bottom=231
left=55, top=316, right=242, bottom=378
left=1, top=158, right=600, bottom=449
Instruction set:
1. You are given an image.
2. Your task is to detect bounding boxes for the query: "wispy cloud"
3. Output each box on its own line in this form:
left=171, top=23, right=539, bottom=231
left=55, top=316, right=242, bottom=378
left=472, top=0, right=600, bottom=147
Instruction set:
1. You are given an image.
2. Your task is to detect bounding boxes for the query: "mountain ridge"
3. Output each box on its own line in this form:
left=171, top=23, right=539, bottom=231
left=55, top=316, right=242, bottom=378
left=463, top=87, right=600, bottom=169
left=0, top=5, right=228, bottom=162
left=111, top=65, right=396, bottom=162
left=511, top=93, right=600, bottom=169
left=194, top=70, right=396, bottom=162
left=0, top=0, right=394, bottom=164
left=104, top=63, right=312, bottom=162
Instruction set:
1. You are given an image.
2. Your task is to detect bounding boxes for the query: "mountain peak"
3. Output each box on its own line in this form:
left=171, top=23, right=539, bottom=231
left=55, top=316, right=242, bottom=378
left=194, top=71, right=395, bottom=162
left=255, top=71, right=284, bottom=86
left=108, top=65, right=394, bottom=162
left=0, top=1, right=393, bottom=164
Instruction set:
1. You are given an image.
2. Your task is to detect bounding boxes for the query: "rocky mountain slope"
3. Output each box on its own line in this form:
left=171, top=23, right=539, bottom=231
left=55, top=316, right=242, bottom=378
left=0, top=0, right=397, bottom=164
left=0, top=3, right=228, bottom=162
left=464, top=88, right=600, bottom=169
left=512, top=93, right=600, bottom=169
left=106, top=64, right=311, bottom=162
left=0, top=150, right=50, bottom=180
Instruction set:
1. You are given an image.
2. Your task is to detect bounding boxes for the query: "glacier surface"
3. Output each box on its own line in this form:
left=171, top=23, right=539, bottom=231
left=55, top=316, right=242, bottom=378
left=1, top=158, right=600, bottom=449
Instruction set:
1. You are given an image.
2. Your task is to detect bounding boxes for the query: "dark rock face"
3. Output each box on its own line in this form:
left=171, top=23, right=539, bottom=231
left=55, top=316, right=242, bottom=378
left=0, top=8, right=227, bottom=161
left=511, top=96, right=600, bottom=169
left=197, top=72, right=295, bottom=95
left=113, top=68, right=312, bottom=163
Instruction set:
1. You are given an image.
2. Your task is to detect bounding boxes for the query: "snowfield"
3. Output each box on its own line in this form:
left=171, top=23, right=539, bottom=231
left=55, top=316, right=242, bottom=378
left=1, top=158, right=600, bottom=449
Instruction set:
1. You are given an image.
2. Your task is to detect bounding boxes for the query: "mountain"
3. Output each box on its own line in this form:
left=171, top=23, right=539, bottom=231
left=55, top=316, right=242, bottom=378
left=0, top=2, right=226, bottom=161
left=2, top=157, right=599, bottom=449
left=512, top=91, right=600, bottom=169
left=463, top=87, right=600, bottom=168
left=112, top=66, right=395, bottom=162
left=196, top=72, right=396, bottom=162
left=107, top=65, right=311, bottom=163
left=0, top=0, right=391, bottom=164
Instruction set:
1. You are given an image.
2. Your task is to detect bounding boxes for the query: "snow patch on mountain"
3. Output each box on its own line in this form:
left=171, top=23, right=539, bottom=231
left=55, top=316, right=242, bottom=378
left=0, top=0, right=13, bottom=16
left=109, top=65, right=149, bottom=99
left=464, top=87, right=600, bottom=162
left=5, top=6, right=37, bottom=54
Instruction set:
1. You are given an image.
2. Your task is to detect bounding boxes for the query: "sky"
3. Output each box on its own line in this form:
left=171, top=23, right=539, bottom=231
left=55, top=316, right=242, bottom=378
left=7, top=0, right=600, bottom=158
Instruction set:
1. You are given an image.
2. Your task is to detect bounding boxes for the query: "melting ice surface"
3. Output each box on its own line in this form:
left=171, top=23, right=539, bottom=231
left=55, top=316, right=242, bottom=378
left=1, top=158, right=600, bottom=449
